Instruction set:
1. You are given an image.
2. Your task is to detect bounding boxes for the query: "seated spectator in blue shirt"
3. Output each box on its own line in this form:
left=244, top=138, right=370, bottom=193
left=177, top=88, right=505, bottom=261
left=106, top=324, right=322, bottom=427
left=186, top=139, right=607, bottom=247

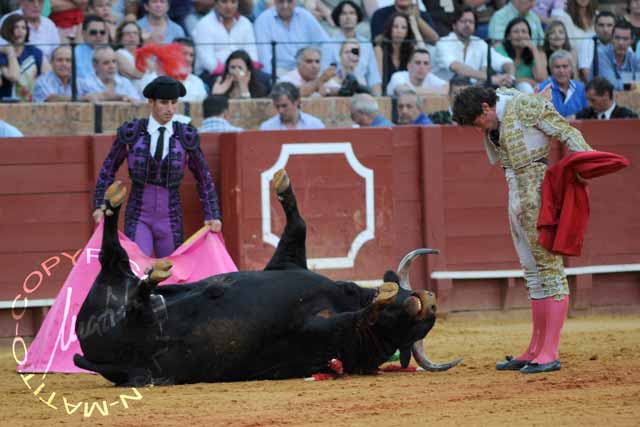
left=253, top=0, right=331, bottom=77
left=138, top=0, right=186, bottom=44
left=260, top=82, right=325, bottom=130
left=594, top=20, right=640, bottom=91
left=78, top=46, right=141, bottom=102
left=33, top=45, right=73, bottom=102
left=537, top=49, right=587, bottom=118
left=75, top=15, right=110, bottom=79
left=370, top=0, right=439, bottom=44
left=396, top=87, right=433, bottom=125
left=0, top=120, right=23, bottom=137
left=200, top=95, right=244, bottom=133
left=350, top=93, right=394, bottom=127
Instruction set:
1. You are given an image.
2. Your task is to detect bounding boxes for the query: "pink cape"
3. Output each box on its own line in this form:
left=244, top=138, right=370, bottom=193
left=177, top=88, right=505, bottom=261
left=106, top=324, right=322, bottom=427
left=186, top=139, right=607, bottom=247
left=17, top=223, right=238, bottom=374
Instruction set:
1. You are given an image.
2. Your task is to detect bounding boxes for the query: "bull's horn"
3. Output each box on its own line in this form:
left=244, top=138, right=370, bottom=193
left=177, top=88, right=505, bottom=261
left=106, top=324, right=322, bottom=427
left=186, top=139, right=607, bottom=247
left=411, top=339, right=463, bottom=372
left=397, top=248, right=439, bottom=290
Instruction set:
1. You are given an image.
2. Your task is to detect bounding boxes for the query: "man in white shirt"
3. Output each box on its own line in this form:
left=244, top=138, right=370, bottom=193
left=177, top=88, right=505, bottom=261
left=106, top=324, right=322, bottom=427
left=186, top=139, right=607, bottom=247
left=78, top=46, right=141, bottom=102
left=192, top=0, right=258, bottom=76
left=386, top=48, right=448, bottom=96
left=0, top=0, right=60, bottom=59
left=280, top=47, right=334, bottom=97
left=433, top=7, right=515, bottom=86
left=260, top=82, right=325, bottom=130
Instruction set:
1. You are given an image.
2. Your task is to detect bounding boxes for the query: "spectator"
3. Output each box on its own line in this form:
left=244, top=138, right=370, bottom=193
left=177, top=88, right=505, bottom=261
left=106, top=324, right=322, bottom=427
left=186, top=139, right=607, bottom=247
left=396, top=87, right=432, bottom=124
left=259, top=81, right=325, bottom=129
left=488, top=0, right=544, bottom=46
left=78, top=45, right=141, bottom=101
left=168, top=0, right=200, bottom=35
left=433, top=7, right=515, bottom=86
left=325, top=39, right=371, bottom=95
left=386, top=48, right=448, bottom=95
left=370, top=0, right=438, bottom=44
left=49, top=0, right=87, bottom=43
left=0, top=14, right=49, bottom=101
left=280, top=47, right=334, bottom=97
left=0, top=0, right=61, bottom=59
left=75, top=15, right=109, bottom=79
left=537, top=49, right=587, bottom=117
left=322, top=0, right=374, bottom=39
left=210, top=49, right=269, bottom=98
left=192, top=0, right=258, bottom=76
left=473, top=0, right=507, bottom=40
left=138, top=0, right=186, bottom=44
left=532, top=0, right=565, bottom=26
left=200, top=94, right=244, bottom=132
left=543, top=20, right=578, bottom=77
left=350, top=93, right=394, bottom=126
left=429, top=74, right=472, bottom=124
left=33, top=45, right=73, bottom=102
left=0, top=119, right=23, bottom=137
left=421, top=0, right=465, bottom=37
left=495, top=17, right=548, bottom=93
left=578, top=11, right=615, bottom=82
left=625, top=0, right=640, bottom=46
left=114, top=20, right=147, bottom=88
left=374, top=12, right=423, bottom=89
left=323, top=1, right=381, bottom=95
left=254, top=0, right=331, bottom=77
left=595, top=20, right=640, bottom=91
left=550, top=0, right=597, bottom=51
left=576, top=76, right=638, bottom=119
left=87, top=0, right=116, bottom=41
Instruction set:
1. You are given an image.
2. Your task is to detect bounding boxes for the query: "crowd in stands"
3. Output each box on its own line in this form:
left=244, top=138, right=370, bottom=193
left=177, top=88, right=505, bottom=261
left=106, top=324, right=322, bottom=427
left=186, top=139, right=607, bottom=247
left=0, top=0, right=639, bottom=133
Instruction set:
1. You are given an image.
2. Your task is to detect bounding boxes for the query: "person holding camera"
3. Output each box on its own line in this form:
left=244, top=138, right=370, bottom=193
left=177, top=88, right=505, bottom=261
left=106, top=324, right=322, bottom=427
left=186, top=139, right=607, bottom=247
left=324, top=39, right=370, bottom=96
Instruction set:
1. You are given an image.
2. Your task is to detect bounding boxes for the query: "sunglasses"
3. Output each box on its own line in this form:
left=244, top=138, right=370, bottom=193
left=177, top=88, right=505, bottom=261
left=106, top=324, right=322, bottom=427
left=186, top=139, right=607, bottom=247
left=89, top=29, right=107, bottom=36
left=349, top=47, right=360, bottom=56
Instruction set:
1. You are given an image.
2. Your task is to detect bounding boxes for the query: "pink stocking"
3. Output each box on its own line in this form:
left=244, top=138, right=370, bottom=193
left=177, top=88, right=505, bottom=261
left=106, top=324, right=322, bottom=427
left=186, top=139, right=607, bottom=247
left=532, top=296, right=570, bottom=364
left=516, top=298, right=546, bottom=361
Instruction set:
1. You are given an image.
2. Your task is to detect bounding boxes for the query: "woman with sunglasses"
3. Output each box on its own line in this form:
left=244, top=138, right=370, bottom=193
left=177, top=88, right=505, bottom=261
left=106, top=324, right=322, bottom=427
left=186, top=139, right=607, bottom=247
left=115, top=21, right=147, bottom=82
left=0, top=14, right=50, bottom=102
left=324, top=39, right=369, bottom=96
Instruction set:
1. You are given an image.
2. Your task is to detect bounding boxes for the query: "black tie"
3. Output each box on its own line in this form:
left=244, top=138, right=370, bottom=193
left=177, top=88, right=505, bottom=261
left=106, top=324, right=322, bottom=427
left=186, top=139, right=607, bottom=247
left=592, top=36, right=599, bottom=77
left=154, top=126, right=166, bottom=163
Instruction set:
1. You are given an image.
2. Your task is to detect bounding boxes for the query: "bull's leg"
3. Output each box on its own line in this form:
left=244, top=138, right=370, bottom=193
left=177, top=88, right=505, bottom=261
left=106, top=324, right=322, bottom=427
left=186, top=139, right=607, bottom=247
left=264, top=169, right=308, bottom=271
left=99, top=180, right=131, bottom=275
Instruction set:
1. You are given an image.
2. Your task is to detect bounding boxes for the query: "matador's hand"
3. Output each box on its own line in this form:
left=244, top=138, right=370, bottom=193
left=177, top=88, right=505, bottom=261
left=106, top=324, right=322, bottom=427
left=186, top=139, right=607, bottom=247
left=205, top=219, right=222, bottom=232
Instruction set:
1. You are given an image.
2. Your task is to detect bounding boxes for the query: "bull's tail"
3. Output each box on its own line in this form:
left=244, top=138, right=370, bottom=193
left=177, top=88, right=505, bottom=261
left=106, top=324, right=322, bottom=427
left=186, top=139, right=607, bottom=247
left=265, top=169, right=308, bottom=271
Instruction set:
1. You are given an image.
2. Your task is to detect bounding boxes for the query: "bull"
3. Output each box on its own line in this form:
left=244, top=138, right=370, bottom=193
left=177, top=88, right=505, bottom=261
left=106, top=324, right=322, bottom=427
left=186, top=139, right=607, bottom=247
left=74, top=169, right=462, bottom=385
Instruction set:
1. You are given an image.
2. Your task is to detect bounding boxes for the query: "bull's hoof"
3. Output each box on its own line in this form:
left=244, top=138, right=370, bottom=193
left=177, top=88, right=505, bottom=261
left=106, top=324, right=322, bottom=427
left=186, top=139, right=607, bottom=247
left=374, top=282, right=399, bottom=305
left=272, top=169, right=290, bottom=195
left=150, top=260, right=173, bottom=283
left=105, top=180, right=127, bottom=208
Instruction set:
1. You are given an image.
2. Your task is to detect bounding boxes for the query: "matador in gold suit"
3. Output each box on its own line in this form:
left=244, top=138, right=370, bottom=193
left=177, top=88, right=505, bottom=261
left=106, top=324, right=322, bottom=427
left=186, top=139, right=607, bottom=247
left=452, top=87, right=592, bottom=374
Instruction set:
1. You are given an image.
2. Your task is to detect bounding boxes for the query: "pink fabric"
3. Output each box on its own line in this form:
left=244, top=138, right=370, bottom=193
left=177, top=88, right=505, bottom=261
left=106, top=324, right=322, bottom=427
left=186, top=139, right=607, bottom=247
left=532, top=296, right=570, bottom=364
left=17, top=223, right=238, bottom=374
left=516, top=299, right=546, bottom=361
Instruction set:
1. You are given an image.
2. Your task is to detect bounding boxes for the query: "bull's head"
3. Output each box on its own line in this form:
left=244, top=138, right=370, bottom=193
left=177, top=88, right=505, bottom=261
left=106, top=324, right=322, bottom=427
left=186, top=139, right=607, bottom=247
left=371, top=249, right=462, bottom=372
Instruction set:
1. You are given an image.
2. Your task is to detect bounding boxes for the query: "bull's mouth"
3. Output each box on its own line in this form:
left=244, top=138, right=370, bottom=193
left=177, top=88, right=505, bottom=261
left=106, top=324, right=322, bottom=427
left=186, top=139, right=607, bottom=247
left=412, top=291, right=436, bottom=320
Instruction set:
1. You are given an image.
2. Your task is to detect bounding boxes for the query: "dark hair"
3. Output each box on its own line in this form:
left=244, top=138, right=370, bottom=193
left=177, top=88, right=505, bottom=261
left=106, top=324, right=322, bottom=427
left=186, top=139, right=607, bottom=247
left=595, top=10, right=616, bottom=25
left=409, top=47, right=430, bottom=63
left=543, top=21, right=572, bottom=67
left=586, top=76, right=614, bottom=98
left=270, top=81, right=300, bottom=103
left=614, top=19, right=633, bottom=35
left=173, top=37, right=196, bottom=68
left=503, top=17, right=534, bottom=65
left=567, top=0, right=598, bottom=31
left=82, top=14, right=107, bottom=32
left=115, top=20, right=142, bottom=49
left=0, top=14, right=29, bottom=44
left=221, top=49, right=268, bottom=98
left=453, top=6, right=477, bottom=27
left=451, top=86, right=497, bottom=126
left=203, top=95, right=230, bottom=117
left=378, top=12, right=416, bottom=71
left=332, top=1, right=364, bottom=28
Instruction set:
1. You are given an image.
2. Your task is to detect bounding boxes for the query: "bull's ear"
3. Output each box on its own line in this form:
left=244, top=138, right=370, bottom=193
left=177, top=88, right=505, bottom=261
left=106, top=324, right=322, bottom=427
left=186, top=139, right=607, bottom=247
left=383, top=270, right=400, bottom=284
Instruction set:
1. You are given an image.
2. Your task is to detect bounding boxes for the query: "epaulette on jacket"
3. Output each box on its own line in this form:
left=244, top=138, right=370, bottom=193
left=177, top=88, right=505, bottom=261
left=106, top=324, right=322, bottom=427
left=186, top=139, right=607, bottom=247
left=117, top=119, right=148, bottom=145
left=175, top=122, right=200, bottom=151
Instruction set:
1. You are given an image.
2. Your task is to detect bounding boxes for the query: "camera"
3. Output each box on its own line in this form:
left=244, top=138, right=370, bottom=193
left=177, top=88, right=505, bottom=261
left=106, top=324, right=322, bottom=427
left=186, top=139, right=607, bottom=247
left=337, top=74, right=369, bottom=97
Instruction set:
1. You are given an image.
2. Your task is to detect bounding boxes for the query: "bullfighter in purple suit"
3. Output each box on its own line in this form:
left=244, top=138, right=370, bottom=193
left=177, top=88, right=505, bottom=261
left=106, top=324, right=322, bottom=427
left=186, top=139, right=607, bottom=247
left=92, top=76, right=222, bottom=258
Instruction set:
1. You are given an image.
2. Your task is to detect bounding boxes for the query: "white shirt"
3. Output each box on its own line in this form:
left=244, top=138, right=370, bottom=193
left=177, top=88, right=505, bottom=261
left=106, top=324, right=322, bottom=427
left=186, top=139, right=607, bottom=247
left=147, top=115, right=177, bottom=160
left=279, top=68, right=322, bottom=97
left=433, top=32, right=514, bottom=82
left=385, top=71, right=448, bottom=96
left=259, top=111, right=325, bottom=130
left=193, top=11, right=258, bottom=75
left=0, top=10, right=60, bottom=59
left=600, top=101, right=616, bottom=120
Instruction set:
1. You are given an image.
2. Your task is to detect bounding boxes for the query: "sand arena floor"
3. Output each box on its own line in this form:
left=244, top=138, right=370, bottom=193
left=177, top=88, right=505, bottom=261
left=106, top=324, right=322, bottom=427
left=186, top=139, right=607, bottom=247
left=1, top=313, right=639, bottom=427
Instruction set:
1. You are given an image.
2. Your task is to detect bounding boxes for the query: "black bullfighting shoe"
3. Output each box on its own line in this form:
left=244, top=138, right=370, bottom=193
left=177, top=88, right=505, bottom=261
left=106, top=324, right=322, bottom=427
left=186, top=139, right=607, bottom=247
left=496, top=355, right=531, bottom=371
left=520, top=360, right=561, bottom=374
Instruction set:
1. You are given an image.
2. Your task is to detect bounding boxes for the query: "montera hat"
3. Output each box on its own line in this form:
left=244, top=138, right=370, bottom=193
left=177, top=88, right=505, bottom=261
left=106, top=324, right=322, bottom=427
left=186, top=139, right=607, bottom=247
left=143, top=76, right=186, bottom=100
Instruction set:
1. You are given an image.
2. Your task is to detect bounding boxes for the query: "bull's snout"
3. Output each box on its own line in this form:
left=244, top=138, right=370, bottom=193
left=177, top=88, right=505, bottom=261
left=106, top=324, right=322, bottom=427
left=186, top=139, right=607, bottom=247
left=403, top=291, right=437, bottom=320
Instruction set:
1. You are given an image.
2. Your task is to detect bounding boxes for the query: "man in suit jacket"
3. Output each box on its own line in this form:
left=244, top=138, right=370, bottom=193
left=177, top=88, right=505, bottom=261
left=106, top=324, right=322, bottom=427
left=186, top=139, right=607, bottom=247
left=576, top=77, right=638, bottom=120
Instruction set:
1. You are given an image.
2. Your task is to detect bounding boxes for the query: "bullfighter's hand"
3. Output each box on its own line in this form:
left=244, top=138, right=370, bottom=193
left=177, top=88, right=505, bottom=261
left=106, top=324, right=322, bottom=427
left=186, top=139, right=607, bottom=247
left=205, top=219, right=222, bottom=232
left=92, top=208, right=104, bottom=223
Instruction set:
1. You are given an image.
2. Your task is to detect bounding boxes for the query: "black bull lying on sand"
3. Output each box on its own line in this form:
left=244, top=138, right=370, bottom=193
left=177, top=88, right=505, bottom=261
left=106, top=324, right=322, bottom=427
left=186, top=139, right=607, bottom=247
left=74, top=169, right=462, bottom=385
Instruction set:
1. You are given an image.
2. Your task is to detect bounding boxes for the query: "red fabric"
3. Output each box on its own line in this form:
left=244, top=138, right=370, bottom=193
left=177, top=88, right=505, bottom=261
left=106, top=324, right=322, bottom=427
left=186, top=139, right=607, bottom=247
left=537, top=151, right=630, bottom=256
left=49, top=9, right=84, bottom=28
left=135, top=43, right=190, bottom=81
